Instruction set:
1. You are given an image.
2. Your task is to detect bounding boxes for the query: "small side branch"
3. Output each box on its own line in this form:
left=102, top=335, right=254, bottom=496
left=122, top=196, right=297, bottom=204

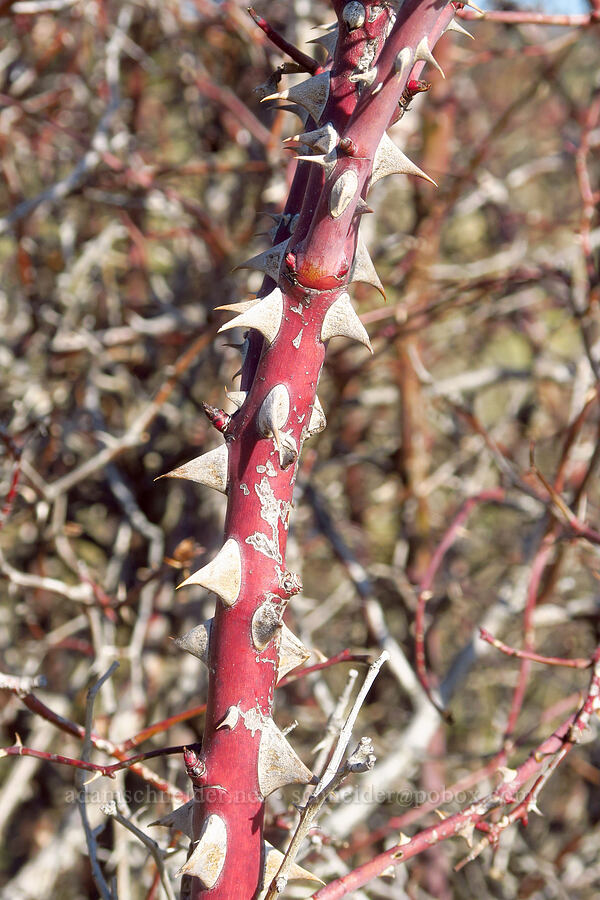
left=265, top=652, right=389, bottom=898
left=248, top=7, right=319, bottom=74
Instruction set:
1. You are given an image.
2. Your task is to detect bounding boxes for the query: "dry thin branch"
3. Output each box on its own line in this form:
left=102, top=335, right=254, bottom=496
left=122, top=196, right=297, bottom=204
left=265, top=652, right=388, bottom=898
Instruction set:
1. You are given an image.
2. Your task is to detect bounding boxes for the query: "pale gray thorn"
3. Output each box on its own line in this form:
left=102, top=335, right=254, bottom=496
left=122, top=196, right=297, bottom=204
left=321, top=291, right=373, bottom=351
left=234, top=241, right=288, bottom=283
left=218, top=286, right=284, bottom=346
left=329, top=170, right=359, bottom=219
left=150, top=800, right=194, bottom=839
left=350, top=236, right=386, bottom=302
left=215, top=297, right=261, bottom=314
left=257, top=719, right=314, bottom=796
left=177, top=538, right=242, bottom=607
left=175, top=620, right=211, bottom=664
left=261, top=71, right=330, bottom=124
left=306, top=396, right=326, bottom=438
left=156, top=444, right=228, bottom=494
left=260, top=843, right=324, bottom=895
left=294, top=149, right=338, bottom=178
left=216, top=706, right=240, bottom=731
left=445, top=19, right=475, bottom=39
left=258, top=384, right=290, bottom=441
left=278, top=431, right=298, bottom=470
left=355, top=196, right=374, bottom=216
left=225, top=389, right=247, bottom=409
left=395, top=46, right=414, bottom=83
left=285, top=122, right=339, bottom=154
left=175, top=813, right=227, bottom=886
left=414, top=35, right=445, bottom=78
left=278, top=625, right=310, bottom=680
left=370, top=131, right=437, bottom=188
left=307, top=29, right=338, bottom=58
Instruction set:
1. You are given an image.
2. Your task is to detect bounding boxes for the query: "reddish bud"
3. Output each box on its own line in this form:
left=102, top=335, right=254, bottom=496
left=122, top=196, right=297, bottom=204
left=183, top=746, right=206, bottom=779
left=339, top=137, right=358, bottom=156
left=407, top=79, right=431, bottom=94
left=202, top=403, right=231, bottom=434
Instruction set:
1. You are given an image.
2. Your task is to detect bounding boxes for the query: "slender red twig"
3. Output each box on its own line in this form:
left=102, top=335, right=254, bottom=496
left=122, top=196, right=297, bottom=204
left=415, top=488, right=505, bottom=714
left=479, top=627, right=592, bottom=670
left=19, top=693, right=188, bottom=802
left=248, top=7, right=320, bottom=74
left=311, top=648, right=600, bottom=898
left=0, top=742, right=189, bottom=777
left=503, top=532, right=555, bottom=745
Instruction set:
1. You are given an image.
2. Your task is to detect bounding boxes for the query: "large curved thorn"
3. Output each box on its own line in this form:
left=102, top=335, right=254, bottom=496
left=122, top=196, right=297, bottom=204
left=234, top=240, right=288, bottom=283
left=307, top=28, right=338, bottom=58
left=285, top=122, right=339, bottom=154
left=175, top=813, right=227, bottom=887
left=257, top=719, right=314, bottom=797
left=414, top=35, right=445, bottom=79
left=371, top=132, right=437, bottom=188
left=178, top=538, right=242, bottom=607
left=262, top=71, right=330, bottom=124
left=150, top=800, right=194, bottom=839
left=278, top=625, right=310, bottom=680
left=350, top=236, right=386, bottom=301
left=321, top=292, right=373, bottom=351
left=259, top=842, right=325, bottom=897
left=157, top=444, right=228, bottom=494
left=218, top=287, right=284, bottom=346
left=215, top=297, right=261, bottom=314
left=445, top=19, right=474, bottom=39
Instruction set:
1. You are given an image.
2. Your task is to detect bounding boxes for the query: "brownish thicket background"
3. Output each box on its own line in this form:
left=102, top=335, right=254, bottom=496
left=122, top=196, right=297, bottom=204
left=1, top=1, right=599, bottom=897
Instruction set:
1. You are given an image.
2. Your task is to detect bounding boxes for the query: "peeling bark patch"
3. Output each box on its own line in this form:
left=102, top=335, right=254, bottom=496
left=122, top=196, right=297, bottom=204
left=357, top=37, right=378, bottom=71
left=240, top=483, right=250, bottom=495
left=279, top=499, right=292, bottom=530
left=245, top=477, right=283, bottom=563
left=240, top=706, right=263, bottom=736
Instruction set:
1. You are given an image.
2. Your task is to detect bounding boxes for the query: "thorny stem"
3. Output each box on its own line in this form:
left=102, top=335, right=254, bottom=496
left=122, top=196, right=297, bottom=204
left=170, top=4, right=462, bottom=898
left=2, top=3, right=598, bottom=897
